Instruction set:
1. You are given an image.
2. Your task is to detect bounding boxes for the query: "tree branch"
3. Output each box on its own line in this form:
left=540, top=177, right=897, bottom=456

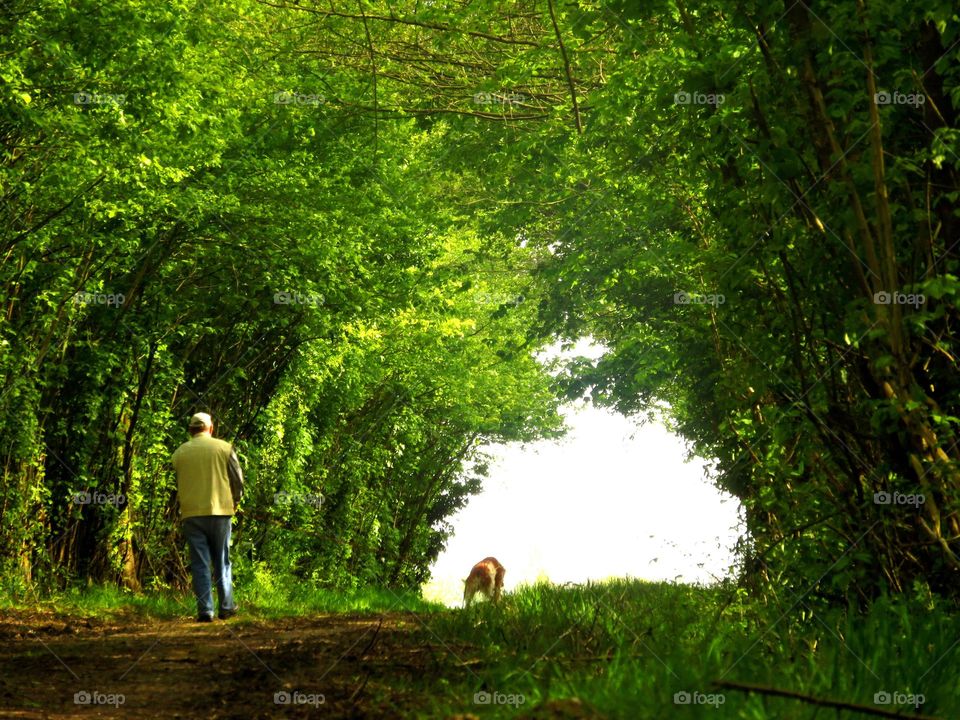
left=714, top=680, right=939, bottom=720
left=546, top=0, right=583, bottom=134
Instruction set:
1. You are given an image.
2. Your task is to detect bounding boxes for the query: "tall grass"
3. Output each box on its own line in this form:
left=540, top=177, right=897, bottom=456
left=424, top=580, right=960, bottom=718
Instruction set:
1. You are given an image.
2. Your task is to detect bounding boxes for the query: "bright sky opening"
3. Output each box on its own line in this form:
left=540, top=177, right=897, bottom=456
left=422, top=341, right=746, bottom=607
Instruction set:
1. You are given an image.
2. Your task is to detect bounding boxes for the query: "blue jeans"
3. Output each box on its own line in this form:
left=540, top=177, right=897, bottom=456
left=182, top=516, right=235, bottom=617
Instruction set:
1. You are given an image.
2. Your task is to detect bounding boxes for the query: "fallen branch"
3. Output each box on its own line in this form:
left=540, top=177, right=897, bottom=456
left=358, top=616, right=384, bottom=659
left=714, top=680, right=940, bottom=720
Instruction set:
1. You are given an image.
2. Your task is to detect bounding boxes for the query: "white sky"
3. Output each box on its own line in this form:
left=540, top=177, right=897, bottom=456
left=422, top=340, right=745, bottom=606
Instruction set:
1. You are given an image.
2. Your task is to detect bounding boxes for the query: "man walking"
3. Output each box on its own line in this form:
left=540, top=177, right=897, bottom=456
left=172, top=412, right=243, bottom=622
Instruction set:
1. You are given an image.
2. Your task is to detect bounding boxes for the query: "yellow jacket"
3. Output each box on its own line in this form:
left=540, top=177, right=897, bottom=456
left=172, top=435, right=243, bottom=518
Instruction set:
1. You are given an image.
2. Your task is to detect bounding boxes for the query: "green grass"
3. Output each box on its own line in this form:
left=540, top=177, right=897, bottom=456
left=237, top=569, right=443, bottom=618
left=0, top=572, right=441, bottom=622
left=420, top=579, right=960, bottom=718
left=0, top=581, right=185, bottom=620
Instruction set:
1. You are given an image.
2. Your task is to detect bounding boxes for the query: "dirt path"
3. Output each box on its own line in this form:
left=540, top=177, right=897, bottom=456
left=0, top=608, right=465, bottom=718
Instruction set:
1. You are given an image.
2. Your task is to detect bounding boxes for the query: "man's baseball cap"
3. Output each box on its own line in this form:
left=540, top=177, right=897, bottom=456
left=189, top=412, right=213, bottom=429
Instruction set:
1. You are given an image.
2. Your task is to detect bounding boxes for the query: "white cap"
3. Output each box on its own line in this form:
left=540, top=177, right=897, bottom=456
left=188, top=412, right=213, bottom=429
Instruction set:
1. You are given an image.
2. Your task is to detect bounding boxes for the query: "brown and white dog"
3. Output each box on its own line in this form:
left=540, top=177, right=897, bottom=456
left=463, top=557, right=505, bottom=608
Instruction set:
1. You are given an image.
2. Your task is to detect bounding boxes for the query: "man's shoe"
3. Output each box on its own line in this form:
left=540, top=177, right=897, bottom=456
left=218, top=607, right=237, bottom=620
left=196, top=613, right=214, bottom=623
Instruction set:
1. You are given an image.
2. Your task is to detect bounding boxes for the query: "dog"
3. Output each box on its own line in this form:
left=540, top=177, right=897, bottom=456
left=463, top=557, right=505, bottom=608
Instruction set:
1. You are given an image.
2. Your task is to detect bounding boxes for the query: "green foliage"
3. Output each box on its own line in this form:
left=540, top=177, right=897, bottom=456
left=513, top=0, right=960, bottom=603
left=3, top=0, right=959, bottom=612
left=0, top=0, right=569, bottom=592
